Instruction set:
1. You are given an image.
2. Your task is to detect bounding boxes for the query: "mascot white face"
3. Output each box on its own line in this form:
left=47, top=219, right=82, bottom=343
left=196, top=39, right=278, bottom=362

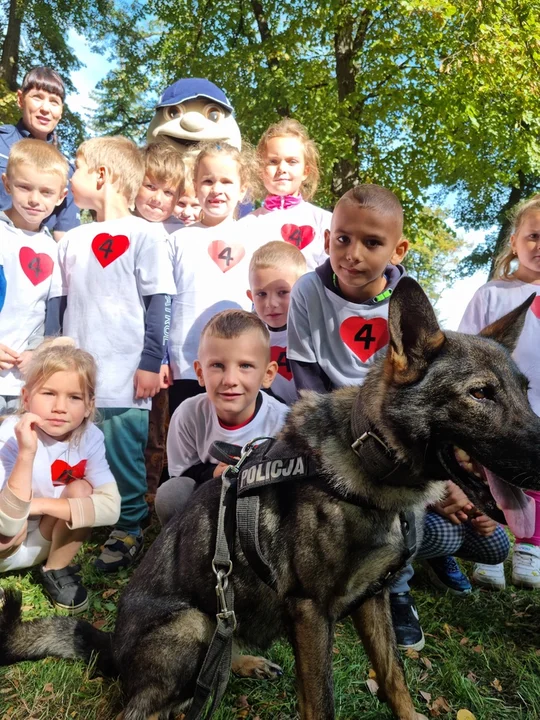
left=147, top=78, right=241, bottom=151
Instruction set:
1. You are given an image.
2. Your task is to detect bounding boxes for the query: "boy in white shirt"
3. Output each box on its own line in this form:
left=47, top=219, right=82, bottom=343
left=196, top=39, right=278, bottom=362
left=247, top=241, right=307, bottom=405
left=155, top=309, right=289, bottom=525
left=0, top=139, right=67, bottom=411
left=48, top=136, right=176, bottom=571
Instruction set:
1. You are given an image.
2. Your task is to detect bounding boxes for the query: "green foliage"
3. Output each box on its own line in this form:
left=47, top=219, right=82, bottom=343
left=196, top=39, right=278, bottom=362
left=0, top=79, right=18, bottom=124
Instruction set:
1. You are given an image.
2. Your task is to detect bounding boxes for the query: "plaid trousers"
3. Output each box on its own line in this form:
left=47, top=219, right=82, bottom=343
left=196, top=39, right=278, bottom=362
left=391, top=510, right=510, bottom=594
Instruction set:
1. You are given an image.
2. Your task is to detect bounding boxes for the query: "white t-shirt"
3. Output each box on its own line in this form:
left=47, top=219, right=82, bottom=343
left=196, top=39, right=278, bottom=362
left=459, top=279, right=540, bottom=414
left=167, top=391, right=289, bottom=477
left=268, top=327, right=298, bottom=405
left=247, top=201, right=331, bottom=270
left=0, top=416, right=115, bottom=533
left=0, top=213, right=60, bottom=396
left=50, top=215, right=176, bottom=409
left=287, top=267, right=403, bottom=387
left=168, top=219, right=264, bottom=380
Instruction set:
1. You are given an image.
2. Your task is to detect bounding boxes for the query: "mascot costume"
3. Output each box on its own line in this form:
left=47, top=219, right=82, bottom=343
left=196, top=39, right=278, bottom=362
left=147, top=78, right=242, bottom=150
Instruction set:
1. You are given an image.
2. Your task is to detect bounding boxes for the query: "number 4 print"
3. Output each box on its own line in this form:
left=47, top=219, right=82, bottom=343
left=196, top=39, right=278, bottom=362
left=91, top=233, right=130, bottom=268
left=208, top=240, right=245, bottom=273
left=19, top=247, right=53, bottom=286
left=339, top=316, right=389, bottom=362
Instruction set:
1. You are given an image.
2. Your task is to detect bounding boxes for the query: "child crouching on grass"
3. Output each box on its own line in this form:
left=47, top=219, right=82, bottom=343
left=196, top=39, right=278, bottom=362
left=155, top=309, right=289, bottom=526
left=0, top=339, right=120, bottom=614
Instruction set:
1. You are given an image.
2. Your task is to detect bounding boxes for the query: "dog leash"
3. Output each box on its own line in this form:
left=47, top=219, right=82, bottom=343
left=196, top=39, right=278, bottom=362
left=184, top=439, right=261, bottom=720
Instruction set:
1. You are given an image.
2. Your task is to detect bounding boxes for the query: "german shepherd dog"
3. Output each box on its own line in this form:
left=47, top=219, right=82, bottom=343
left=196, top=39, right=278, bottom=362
left=2, top=278, right=540, bottom=720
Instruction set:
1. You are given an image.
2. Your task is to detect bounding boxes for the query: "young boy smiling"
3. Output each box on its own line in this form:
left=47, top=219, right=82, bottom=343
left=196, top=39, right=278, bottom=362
left=287, top=184, right=408, bottom=391
left=0, top=139, right=67, bottom=410
left=155, top=309, right=288, bottom=526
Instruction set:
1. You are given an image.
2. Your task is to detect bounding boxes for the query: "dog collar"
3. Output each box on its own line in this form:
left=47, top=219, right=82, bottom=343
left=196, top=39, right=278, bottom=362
left=350, top=391, right=414, bottom=486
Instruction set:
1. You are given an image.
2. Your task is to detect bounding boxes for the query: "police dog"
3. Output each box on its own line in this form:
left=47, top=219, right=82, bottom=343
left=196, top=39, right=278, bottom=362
left=2, top=277, right=540, bottom=720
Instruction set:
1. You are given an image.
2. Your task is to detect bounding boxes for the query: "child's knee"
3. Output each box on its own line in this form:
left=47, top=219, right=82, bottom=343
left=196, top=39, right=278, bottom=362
left=0, top=522, right=28, bottom=557
left=61, top=479, right=93, bottom=499
left=155, top=476, right=196, bottom=526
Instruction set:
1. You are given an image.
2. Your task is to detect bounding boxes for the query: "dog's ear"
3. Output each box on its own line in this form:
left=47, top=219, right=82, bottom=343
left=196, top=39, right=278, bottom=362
left=385, top=277, right=445, bottom=384
left=479, top=293, right=535, bottom=352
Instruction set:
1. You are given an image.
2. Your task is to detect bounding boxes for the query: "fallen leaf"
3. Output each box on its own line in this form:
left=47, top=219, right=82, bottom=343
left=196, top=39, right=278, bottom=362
left=419, top=690, right=432, bottom=703
left=491, top=678, right=503, bottom=693
left=102, top=588, right=117, bottom=599
left=421, top=656, right=433, bottom=670
left=431, top=696, right=451, bottom=713
left=405, top=648, right=419, bottom=659
left=442, top=623, right=452, bottom=637
left=332, top=646, right=340, bottom=654
left=368, top=668, right=377, bottom=679
left=457, top=710, right=477, bottom=720
left=419, top=671, right=429, bottom=682
left=366, top=678, right=379, bottom=695
left=235, top=695, right=250, bottom=708
left=535, top=649, right=540, bottom=656
left=472, top=645, right=484, bottom=654
left=466, top=671, right=477, bottom=683
left=43, top=683, right=54, bottom=693
left=93, top=619, right=107, bottom=630
left=459, top=637, right=469, bottom=646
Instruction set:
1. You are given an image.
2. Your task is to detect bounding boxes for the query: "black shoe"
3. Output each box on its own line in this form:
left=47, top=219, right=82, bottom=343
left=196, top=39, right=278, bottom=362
left=40, top=564, right=89, bottom=614
left=390, top=591, right=425, bottom=651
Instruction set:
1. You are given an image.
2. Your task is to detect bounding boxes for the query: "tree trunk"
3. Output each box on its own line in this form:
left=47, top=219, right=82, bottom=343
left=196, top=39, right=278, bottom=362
left=0, top=0, right=24, bottom=90
left=331, top=7, right=371, bottom=199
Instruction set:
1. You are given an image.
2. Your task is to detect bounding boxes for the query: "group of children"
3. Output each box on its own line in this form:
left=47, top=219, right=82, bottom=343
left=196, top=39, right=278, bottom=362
left=1, top=72, right=540, bottom=656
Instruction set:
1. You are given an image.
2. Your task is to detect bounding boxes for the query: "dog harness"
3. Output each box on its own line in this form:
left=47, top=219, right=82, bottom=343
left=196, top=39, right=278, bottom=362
left=185, top=409, right=419, bottom=720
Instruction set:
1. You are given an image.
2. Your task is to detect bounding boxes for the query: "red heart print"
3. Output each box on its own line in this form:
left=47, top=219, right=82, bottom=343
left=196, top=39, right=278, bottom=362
left=281, top=224, right=315, bottom=250
left=271, top=346, right=292, bottom=381
left=531, top=295, right=540, bottom=318
left=208, top=240, right=245, bottom=273
left=91, top=233, right=130, bottom=268
left=51, top=459, right=87, bottom=487
left=339, top=316, right=389, bottom=362
left=19, top=247, right=53, bottom=286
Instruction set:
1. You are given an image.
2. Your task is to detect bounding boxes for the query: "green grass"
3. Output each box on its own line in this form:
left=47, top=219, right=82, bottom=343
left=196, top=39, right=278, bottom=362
left=2, top=526, right=540, bottom=720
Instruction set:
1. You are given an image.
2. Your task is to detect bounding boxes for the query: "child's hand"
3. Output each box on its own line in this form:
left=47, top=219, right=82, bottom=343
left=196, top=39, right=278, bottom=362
left=134, top=369, right=161, bottom=399
left=16, top=350, right=34, bottom=377
left=213, top=462, right=230, bottom=478
left=432, top=480, right=474, bottom=525
left=471, top=513, right=498, bottom=537
left=14, top=413, right=44, bottom=456
left=159, top=364, right=172, bottom=389
left=0, top=344, right=19, bottom=370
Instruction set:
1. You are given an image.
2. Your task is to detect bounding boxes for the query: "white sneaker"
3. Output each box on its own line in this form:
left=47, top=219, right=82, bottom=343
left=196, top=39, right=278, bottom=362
left=512, top=544, right=540, bottom=588
left=472, top=562, right=506, bottom=590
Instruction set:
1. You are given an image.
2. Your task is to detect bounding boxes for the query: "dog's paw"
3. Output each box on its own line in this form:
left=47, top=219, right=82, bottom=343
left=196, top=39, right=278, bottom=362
left=232, top=654, right=283, bottom=680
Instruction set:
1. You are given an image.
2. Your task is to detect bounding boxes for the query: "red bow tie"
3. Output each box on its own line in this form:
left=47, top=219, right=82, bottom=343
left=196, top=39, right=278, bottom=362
left=263, top=194, right=303, bottom=211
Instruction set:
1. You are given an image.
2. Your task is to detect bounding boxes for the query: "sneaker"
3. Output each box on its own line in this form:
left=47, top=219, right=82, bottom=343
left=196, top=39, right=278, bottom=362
left=94, top=529, right=143, bottom=573
left=390, top=592, right=425, bottom=651
left=424, top=556, right=472, bottom=596
left=512, top=544, right=540, bottom=589
left=472, top=562, right=506, bottom=590
left=39, top=565, right=89, bottom=614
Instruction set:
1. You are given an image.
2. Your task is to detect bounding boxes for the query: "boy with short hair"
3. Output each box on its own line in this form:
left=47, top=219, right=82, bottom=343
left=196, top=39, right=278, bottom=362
left=247, top=241, right=307, bottom=405
left=135, top=142, right=184, bottom=234
left=287, top=184, right=408, bottom=391
left=287, top=184, right=508, bottom=653
left=49, top=136, right=176, bottom=571
left=0, top=139, right=67, bottom=410
left=134, top=142, right=185, bottom=494
left=155, top=309, right=288, bottom=525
